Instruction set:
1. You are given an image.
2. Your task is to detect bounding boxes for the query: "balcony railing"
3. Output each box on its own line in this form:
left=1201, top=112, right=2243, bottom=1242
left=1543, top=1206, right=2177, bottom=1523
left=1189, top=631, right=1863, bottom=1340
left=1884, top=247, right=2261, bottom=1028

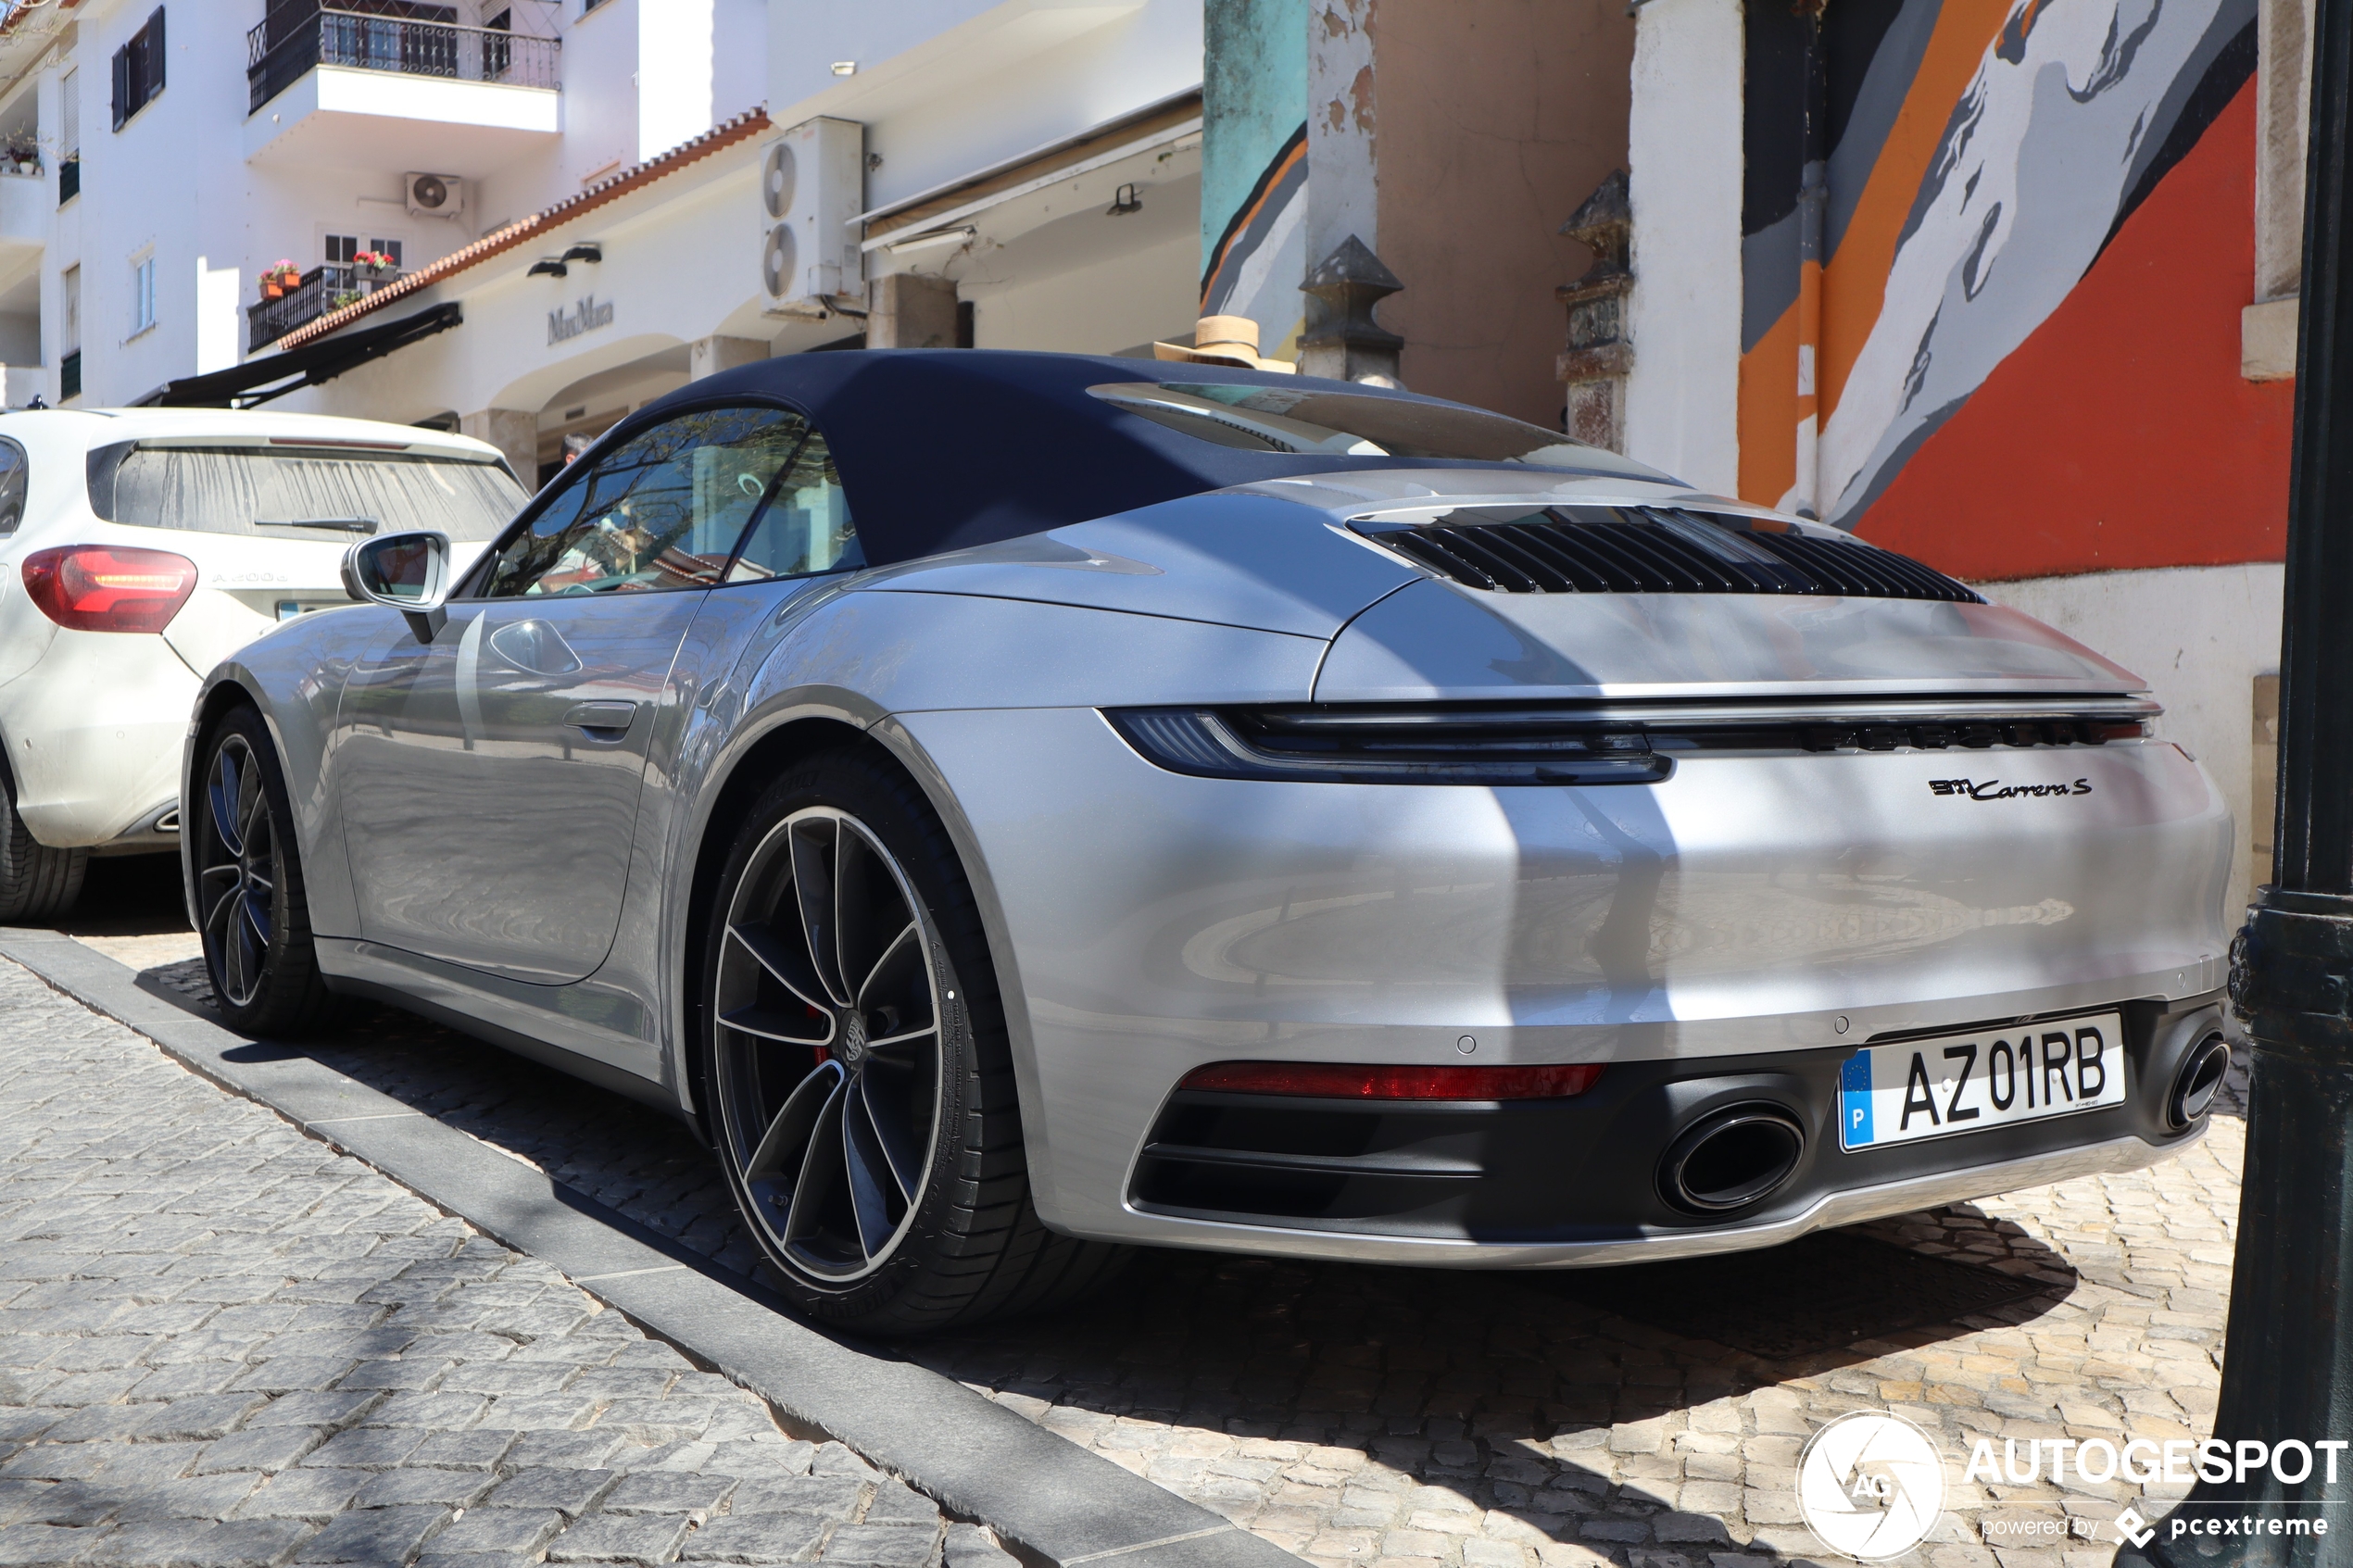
left=246, top=263, right=406, bottom=353
left=246, top=6, right=559, bottom=116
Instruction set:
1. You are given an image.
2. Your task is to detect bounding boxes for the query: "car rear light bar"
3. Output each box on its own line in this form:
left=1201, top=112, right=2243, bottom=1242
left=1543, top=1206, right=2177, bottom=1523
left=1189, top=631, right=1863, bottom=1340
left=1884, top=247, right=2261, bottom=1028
left=1178, top=1060, right=1605, bottom=1100
left=1104, top=701, right=2153, bottom=784
left=22, top=546, right=198, bottom=633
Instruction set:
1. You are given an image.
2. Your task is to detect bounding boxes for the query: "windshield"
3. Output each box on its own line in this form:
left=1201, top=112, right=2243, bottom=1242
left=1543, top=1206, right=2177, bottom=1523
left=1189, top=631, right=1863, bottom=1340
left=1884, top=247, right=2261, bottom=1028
left=1088, top=382, right=1651, bottom=474
left=89, top=443, right=526, bottom=543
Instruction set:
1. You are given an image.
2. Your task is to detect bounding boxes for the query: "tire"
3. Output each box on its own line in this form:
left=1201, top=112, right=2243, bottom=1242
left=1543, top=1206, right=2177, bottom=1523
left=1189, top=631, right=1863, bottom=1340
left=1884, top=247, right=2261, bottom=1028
left=192, top=706, right=336, bottom=1036
left=699, top=746, right=1127, bottom=1336
left=0, top=767, right=84, bottom=923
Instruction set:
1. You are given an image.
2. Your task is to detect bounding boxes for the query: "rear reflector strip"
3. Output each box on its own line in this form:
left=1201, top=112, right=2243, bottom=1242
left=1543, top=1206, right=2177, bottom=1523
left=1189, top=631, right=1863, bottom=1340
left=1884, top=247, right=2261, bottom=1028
left=1178, top=1060, right=1605, bottom=1100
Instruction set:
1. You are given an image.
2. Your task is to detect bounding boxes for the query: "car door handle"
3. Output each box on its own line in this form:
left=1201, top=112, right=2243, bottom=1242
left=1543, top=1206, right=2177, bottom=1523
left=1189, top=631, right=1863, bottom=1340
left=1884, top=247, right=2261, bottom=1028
left=562, top=701, right=639, bottom=739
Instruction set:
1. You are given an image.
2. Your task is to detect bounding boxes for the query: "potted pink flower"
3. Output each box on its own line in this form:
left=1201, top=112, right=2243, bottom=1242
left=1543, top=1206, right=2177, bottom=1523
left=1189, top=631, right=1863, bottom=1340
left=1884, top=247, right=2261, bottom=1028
left=260, top=260, right=300, bottom=300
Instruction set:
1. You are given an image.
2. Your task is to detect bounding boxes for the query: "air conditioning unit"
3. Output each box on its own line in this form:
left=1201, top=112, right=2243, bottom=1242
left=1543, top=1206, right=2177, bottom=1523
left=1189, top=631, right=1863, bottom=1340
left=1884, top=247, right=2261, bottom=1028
left=405, top=172, right=465, bottom=220
left=760, top=118, right=862, bottom=319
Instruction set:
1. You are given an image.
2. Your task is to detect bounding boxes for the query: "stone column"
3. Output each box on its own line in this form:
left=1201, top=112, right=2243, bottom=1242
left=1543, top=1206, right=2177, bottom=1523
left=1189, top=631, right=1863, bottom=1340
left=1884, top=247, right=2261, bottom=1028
left=1556, top=170, right=1633, bottom=452
left=689, top=336, right=769, bottom=380
left=459, top=408, right=537, bottom=486
left=865, top=274, right=960, bottom=349
left=1297, top=236, right=1404, bottom=385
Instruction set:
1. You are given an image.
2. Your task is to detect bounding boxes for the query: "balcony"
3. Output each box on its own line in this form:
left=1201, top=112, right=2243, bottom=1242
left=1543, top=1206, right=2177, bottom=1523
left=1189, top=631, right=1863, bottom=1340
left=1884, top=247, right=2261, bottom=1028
left=0, top=170, right=44, bottom=257
left=247, top=263, right=407, bottom=353
left=245, top=6, right=560, bottom=175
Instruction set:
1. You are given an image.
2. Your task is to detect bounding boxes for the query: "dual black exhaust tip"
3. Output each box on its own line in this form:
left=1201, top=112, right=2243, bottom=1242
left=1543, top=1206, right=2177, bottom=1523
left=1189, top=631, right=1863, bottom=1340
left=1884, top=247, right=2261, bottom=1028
left=1656, top=1031, right=2230, bottom=1216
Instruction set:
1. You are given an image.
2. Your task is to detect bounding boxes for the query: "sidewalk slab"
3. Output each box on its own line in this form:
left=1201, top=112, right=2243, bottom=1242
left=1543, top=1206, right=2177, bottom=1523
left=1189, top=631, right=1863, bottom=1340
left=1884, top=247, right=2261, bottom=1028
left=0, top=928, right=1302, bottom=1568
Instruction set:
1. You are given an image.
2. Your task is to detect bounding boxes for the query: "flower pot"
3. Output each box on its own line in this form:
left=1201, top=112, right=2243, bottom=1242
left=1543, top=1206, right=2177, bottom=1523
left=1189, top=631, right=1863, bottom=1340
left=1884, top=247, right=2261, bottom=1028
left=262, top=282, right=283, bottom=300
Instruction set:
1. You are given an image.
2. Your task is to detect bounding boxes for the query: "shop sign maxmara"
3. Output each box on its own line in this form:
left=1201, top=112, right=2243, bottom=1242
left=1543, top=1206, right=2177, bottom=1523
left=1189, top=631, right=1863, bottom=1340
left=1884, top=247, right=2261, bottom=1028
left=548, top=295, right=616, bottom=346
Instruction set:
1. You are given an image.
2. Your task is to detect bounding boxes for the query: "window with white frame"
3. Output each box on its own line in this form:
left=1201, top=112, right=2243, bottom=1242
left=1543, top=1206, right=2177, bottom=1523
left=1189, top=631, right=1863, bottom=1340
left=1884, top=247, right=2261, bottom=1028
left=58, top=68, right=77, bottom=159
left=129, top=251, right=155, bottom=335
left=61, top=266, right=79, bottom=357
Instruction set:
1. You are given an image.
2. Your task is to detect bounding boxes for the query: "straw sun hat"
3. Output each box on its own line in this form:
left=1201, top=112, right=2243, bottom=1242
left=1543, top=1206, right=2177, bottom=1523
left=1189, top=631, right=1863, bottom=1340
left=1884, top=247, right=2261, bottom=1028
left=1151, top=314, right=1297, bottom=373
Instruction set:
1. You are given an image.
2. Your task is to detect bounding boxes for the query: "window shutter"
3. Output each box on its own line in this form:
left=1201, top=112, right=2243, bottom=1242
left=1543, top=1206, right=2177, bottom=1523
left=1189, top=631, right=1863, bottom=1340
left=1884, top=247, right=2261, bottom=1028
left=109, top=44, right=126, bottom=132
left=145, top=10, right=164, bottom=106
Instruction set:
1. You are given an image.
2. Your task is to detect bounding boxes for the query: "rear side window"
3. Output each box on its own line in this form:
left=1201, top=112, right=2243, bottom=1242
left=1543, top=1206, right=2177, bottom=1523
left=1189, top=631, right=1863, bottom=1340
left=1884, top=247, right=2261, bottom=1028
left=87, top=443, right=527, bottom=542
left=0, top=438, right=27, bottom=534
left=725, top=429, right=862, bottom=583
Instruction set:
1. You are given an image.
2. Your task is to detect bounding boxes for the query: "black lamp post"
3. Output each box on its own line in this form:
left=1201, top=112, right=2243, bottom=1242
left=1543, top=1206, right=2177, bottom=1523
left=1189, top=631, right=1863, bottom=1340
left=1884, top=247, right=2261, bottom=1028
left=2128, top=0, right=2353, bottom=1559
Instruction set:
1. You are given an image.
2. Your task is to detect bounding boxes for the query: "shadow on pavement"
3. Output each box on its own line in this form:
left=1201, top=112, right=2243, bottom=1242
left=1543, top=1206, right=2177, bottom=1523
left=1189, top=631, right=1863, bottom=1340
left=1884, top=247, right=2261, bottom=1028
left=49, top=865, right=2120, bottom=1560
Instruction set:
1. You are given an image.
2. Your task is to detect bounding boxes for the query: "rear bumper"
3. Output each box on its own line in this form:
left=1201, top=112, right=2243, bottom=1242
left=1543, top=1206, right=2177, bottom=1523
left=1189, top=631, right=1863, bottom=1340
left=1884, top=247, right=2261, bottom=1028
left=1126, top=992, right=2223, bottom=1261
left=0, top=633, right=200, bottom=848
left=895, top=706, right=2234, bottom=1259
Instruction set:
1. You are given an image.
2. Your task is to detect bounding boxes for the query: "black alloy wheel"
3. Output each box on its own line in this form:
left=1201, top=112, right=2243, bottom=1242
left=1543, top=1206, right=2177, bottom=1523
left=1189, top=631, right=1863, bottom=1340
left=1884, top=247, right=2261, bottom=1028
left=194, top=707, right=333, bottom=1035
left=713, top=804, right=945, bottom=1280
left=701, top=748, right=1125, bottom=1334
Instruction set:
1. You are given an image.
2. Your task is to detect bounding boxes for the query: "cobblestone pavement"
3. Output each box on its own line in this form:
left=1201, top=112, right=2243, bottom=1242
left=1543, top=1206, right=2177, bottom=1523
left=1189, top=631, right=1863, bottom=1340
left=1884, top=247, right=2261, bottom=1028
left=41, top=865, right=2249, bottom=1568
left=0, top=952, right=975, bottom=1568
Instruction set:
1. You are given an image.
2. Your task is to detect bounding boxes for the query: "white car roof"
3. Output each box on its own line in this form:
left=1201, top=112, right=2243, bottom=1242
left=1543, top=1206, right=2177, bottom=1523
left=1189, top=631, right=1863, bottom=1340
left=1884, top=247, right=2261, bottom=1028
left=0, top=408, right=505, bottom=463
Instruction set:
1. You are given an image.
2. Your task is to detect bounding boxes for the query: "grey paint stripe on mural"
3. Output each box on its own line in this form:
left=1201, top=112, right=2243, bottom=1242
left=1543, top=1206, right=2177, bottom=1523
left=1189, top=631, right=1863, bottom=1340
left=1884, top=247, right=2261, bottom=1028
left=0, top=928, right=1308, bottom=1568
left=1822, top=0, right=1946, bottom=266
left=1741, top=208, right=1804, bottom=356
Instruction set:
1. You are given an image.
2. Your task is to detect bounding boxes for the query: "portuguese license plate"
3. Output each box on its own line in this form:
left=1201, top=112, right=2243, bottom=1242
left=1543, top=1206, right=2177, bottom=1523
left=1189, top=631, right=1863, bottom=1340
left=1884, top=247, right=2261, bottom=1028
left=1838, top=1012, right=2126, bottom=1151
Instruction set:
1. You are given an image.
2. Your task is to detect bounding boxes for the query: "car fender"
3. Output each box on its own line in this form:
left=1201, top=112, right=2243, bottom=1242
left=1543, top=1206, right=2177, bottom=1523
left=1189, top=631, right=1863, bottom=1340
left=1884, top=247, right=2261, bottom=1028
left=656, top=582, right=1326, bottom=1196
left=181, top=608, right=376, bottom=941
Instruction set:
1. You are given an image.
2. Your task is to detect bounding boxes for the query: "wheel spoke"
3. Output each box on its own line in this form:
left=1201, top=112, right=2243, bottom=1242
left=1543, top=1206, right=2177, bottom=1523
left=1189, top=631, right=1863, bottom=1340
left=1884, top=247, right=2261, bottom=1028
left=841, top=1079, right=900, bottom=1257
left=242, top=889, right=273, bottom=949
left=783, top=1079, right=849, bottom=1244
left=854, top=922, right=919, bottom=1010
left=852, top=1069, right=922, bottom=1200
left=208, top=748, right=244, bottom=857
left=863, top=1025, right=937, bottom=1054
left=724, top=921, right=832, bottom=1018
left=788, top=819, right=851, bottom=1007
left=719, top=1001, right=830, bottom=1047
left=745, top=1060, right=841, bottom=1184
left=198, top=866, right=239, bottom=930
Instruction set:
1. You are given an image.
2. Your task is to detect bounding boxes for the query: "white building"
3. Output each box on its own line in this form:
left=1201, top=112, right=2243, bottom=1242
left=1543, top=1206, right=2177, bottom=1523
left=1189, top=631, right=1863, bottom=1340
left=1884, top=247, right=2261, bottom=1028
left=0, top=0, right=768, bottom=418
left=4, top=0, right=1203, bottom=483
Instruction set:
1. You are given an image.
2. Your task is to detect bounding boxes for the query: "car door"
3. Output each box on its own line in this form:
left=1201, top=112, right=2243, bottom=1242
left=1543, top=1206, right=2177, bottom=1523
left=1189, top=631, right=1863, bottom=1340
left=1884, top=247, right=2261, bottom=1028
left=333, top=404, right=812, bottom=984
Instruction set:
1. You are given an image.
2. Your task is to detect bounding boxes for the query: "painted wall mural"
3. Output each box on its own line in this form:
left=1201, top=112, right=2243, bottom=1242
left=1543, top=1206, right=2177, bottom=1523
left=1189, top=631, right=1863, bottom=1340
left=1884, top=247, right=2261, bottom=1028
left=1202, top=0, right=1311, bottom=357
left=1738, top=0, right=2292, bottom=580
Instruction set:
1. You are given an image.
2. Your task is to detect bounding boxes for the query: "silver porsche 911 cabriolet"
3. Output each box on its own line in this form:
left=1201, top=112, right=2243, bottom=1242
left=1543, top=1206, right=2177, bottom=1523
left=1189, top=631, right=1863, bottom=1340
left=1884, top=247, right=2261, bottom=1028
left=183, top=350, right=2233, bottom=1334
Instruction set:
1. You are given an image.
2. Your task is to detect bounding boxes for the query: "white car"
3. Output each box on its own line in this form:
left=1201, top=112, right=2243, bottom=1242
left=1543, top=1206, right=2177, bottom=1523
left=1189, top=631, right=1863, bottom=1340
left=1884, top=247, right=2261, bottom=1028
left=0, top=408, right=526, bottom=918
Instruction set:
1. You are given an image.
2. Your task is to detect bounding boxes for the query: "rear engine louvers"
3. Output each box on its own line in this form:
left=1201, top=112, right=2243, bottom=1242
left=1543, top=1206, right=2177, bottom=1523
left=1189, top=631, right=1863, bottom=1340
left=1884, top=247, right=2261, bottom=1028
left=1353, top=506, right=1982, bottom=603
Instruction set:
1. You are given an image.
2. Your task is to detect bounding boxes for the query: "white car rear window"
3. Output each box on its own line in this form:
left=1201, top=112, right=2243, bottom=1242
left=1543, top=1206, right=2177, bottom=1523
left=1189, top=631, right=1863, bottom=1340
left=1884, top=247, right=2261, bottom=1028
left=88, top=443, right=526, bottom=542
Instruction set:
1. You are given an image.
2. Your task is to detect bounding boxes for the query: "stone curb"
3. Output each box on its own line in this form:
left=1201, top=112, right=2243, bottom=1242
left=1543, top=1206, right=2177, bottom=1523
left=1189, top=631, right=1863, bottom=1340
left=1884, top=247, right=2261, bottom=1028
left=0, top=928, right=1303, bottom=1568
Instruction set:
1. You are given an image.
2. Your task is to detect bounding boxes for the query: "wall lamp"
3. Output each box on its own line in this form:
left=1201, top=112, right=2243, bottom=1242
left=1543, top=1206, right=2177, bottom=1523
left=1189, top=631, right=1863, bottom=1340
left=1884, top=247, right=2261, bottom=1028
left=560, top=243, right=602, bottom=264
left=527, top=257, right=568, bottom=278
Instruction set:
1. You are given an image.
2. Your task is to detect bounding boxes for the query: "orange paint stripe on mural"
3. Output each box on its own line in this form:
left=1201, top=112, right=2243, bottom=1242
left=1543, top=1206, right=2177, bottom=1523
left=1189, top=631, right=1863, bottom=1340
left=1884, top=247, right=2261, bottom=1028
left=1817, top=0, right=2014, bottom=425
left=1737, top=302, right=1801, bottom=507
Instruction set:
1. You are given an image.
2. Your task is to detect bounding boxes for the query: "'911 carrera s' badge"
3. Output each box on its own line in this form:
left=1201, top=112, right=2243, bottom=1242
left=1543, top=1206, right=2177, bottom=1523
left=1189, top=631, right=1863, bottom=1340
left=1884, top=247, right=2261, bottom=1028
left=1929, top=777, right=2093, bottom=799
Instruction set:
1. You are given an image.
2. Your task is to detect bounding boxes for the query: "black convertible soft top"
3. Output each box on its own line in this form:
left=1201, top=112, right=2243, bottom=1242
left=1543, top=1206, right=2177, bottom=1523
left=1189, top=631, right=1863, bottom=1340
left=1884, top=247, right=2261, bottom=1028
left=615, top=349, right=1626, bottom=568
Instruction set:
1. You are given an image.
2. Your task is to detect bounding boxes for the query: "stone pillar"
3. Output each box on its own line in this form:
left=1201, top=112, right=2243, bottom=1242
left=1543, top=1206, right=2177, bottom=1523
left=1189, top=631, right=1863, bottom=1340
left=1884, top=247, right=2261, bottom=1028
left=689, top=335, right=769, bottom=380
left=459, top=408, right=537, bottom=486
left=865, top=274, right=960, bottom=349
left=1297, top=236, right=1404, bottom=385
left=1556, top=170, right=1633, bottom=453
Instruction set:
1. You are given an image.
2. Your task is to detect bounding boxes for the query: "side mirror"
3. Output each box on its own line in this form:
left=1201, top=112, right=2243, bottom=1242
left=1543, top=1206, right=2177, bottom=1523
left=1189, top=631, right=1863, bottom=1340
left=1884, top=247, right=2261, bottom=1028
left=342, top=531, right=451, bottom=643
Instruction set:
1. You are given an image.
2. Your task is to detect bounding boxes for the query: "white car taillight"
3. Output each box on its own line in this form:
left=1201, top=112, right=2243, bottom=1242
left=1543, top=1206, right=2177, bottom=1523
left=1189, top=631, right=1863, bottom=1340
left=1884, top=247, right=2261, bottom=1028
left=22, top=546, right=199, bottom=633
